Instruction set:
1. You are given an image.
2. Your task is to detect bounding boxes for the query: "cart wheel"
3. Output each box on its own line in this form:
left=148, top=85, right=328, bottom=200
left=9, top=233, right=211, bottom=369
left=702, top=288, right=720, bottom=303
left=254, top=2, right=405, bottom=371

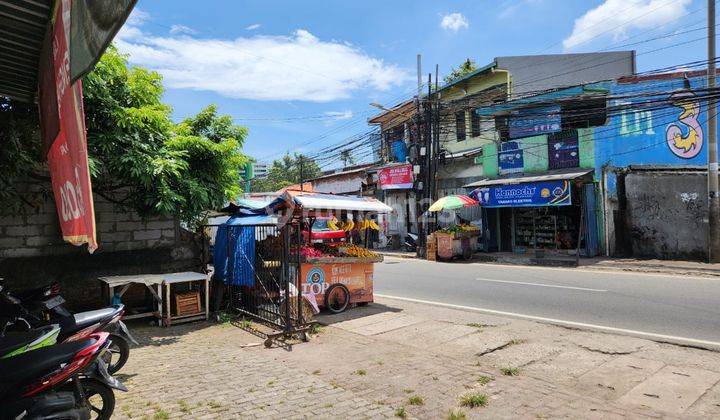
left=299, top=331, right=310, bottom=342
left=324, top=284, right=350, bottom=314
left=264, top=337, right=273, bottom=348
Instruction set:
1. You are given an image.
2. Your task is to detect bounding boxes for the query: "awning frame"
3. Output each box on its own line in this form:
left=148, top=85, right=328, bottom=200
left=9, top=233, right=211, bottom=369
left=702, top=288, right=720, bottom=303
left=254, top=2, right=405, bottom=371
left=463, top=169, right=594, bottom=188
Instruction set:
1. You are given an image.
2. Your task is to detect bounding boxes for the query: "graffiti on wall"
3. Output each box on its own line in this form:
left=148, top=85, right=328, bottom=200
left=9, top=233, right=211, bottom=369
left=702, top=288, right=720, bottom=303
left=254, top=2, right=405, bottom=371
left=665, top=92, right=703, bottom=159
left=618, top=101, right=655, bottom=137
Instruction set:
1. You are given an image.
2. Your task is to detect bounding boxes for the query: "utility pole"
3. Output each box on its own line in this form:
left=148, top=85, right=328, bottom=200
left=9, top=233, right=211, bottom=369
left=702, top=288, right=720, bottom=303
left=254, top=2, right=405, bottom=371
left=299, top=155, right=305, bottom=192
left=708, top=0, right=720, bottom=262
left=415, top=54, right=424, bottom=257
left=417, top=54, right=423, bottom=98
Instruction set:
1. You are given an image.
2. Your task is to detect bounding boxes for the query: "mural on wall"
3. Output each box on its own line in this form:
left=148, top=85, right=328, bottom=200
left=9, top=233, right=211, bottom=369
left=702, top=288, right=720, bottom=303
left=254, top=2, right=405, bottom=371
left=665, top=92, right=703, bottom=159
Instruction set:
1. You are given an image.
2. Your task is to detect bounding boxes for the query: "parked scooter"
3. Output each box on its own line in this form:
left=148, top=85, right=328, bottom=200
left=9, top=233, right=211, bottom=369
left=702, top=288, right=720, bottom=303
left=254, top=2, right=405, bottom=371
left=404, top=233, right=418, bottom=252
left=0, top=282, right=136, bottom=374
left=0, top=331, right=126, bottom=420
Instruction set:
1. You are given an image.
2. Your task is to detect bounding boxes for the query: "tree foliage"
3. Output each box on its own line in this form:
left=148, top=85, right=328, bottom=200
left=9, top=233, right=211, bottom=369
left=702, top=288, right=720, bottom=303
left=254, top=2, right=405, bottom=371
left=0, top=99, right=44, bottom=214
left=82, top=46, right=248, bottom=225
left=251, top=153, right=321, bottom=192
left=443, top=58, right=478, bottom=85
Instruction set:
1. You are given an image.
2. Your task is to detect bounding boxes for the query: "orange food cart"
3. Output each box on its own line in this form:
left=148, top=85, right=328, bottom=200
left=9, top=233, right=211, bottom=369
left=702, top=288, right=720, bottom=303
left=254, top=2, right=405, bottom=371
left=275, top=192, right=392, bottom=313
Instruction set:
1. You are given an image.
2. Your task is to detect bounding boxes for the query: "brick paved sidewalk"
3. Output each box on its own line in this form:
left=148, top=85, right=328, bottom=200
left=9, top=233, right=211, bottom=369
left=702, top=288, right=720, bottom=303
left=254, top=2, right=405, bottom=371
left=114, top=297, right=720, bottom=419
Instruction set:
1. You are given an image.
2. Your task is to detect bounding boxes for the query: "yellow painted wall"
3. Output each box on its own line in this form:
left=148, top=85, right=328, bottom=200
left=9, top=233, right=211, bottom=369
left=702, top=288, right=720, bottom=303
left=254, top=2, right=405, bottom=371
left=438, top=70, right=508, bottom=154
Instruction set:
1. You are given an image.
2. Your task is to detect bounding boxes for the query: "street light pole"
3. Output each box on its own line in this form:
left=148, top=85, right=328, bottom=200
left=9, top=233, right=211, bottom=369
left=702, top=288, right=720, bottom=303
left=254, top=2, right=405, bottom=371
left=708, top=0, right=720, bottom=262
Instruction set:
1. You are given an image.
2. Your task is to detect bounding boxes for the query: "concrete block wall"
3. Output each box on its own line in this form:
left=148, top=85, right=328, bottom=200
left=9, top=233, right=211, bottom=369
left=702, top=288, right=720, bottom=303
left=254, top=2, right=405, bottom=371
left=0, top=184, right=179, bottom=258
left=0, top=181, right=200, bottom=310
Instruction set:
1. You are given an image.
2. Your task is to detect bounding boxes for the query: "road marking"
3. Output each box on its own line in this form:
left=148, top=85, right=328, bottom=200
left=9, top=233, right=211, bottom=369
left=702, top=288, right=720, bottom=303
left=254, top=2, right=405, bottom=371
left=374, top=294, right=720, bottom=351
left=475, top=277, right=607, bottom=292
left=381, top=256, right=720, bottom=282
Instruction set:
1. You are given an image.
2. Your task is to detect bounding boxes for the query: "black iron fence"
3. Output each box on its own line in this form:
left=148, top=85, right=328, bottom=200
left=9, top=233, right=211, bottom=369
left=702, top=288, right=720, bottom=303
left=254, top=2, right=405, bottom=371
left=222, top=223, right=310, bottom=337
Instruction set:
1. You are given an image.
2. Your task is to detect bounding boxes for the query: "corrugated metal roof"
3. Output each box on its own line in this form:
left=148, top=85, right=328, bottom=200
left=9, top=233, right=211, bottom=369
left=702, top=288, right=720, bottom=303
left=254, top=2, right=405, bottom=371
left=463, top=169, right=593, bottom=188
left=435, top=61, right=497, bottom=94
left=0, top=0, right=53, bottom=102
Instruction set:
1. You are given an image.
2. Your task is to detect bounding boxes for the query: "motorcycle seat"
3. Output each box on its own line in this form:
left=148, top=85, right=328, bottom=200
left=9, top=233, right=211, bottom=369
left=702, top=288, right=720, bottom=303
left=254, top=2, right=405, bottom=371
left=14, top=283, right=55, bottom=301
left=0, top=325, right=55, bottom=356
left=69, top=305, right=124, bottom=330
left=0, top=339, right=92, bottom=398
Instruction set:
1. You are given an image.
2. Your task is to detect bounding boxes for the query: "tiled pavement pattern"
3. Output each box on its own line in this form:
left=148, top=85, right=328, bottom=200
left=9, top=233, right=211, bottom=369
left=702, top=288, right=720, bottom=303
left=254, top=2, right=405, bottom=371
left=115, top=297, right=720, bottom=419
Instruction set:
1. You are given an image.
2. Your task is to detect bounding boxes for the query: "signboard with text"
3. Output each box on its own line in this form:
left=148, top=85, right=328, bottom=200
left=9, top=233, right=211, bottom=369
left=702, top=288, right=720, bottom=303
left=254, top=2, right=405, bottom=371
left=378, top=164, right=414, bottom=190
left=473, top=180, right=572, bottom=208
left=547, top=130, right=580, bottom=169
left=509, top=105, right=561, bottom=139
left=498, top=140, right=524, bottom=175
left=301, top=263, right=374, bottom=305
left=40, top=0, right=97, bottom=252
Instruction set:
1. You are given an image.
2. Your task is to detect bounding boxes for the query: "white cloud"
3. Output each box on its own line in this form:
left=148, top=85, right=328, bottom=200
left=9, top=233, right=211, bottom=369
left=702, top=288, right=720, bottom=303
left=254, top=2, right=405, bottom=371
left=440, top=13, right=469, bottom=32
left=563, top=0, right=692, bottom=50
left=498, top=0, right=543, bottom=19
left=324, top=110, right=353, bottom=120
left=246, top=23, right=261, bottom=31
left=115, top=13, right=410, bottom=102
left=169, top=24, right=197, bottom=35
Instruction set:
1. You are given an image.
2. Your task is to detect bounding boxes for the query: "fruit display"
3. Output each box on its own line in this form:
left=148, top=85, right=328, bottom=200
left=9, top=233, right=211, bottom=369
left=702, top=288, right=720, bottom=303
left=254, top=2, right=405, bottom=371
left=439, top=224, right=479, bottom=234
left=308, top=242, right=379, bottom=259
left=291, top=245, right=325, bottom=259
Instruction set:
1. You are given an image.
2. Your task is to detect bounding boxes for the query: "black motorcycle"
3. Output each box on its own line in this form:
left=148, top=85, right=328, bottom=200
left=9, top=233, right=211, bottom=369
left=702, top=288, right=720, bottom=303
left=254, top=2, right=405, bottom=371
left=0, top=332, right=126, bottom=420
left=0, top=282, right=136, bottom=374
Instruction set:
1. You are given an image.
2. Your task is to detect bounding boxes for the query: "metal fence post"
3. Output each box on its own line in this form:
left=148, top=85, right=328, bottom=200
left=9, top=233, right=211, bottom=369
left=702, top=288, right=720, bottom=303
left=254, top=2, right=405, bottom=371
left=282, top=225, right=291, bottom=334
left=296, top=217, right=303, bottom=327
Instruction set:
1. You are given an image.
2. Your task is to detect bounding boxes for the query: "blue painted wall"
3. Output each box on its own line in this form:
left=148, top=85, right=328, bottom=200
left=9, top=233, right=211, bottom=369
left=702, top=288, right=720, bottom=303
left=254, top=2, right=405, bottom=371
left=595, top=75, right=715, bottom=196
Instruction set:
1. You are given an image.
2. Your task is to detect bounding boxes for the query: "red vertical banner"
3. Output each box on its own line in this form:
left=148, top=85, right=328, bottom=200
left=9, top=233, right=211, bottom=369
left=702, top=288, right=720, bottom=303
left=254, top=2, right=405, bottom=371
left=42, top=0, right=97, bottom=252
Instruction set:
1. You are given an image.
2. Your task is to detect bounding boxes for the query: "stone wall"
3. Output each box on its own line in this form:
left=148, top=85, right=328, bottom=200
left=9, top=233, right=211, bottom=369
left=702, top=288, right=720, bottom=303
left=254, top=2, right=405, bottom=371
left=0, top=181, right=200, bottom=310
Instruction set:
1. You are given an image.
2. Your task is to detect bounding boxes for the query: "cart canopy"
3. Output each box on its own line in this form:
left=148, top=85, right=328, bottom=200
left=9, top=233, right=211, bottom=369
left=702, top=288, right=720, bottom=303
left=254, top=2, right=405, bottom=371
left=268, top=192, right=393, bottom=216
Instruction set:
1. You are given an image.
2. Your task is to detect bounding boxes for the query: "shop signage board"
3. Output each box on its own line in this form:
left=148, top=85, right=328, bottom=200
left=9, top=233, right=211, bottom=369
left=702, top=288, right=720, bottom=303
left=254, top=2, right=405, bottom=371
left=40, top=0, right=97, bottom=252
left=508, top=105, right=561, bottom=139
left=474, top=180, right=572, bottom=208
left=300, top=262, right=374, bottom=305
left=498, top=140, right=524, bottom=174
left=378, top=164, right=414, bottom=190
left=548, top=130, right=579, bottom=169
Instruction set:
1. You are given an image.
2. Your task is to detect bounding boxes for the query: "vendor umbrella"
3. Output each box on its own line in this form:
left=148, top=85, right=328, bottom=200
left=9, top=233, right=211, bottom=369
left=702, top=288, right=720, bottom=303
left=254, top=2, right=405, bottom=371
left=428, top=194, right=478, bottom=212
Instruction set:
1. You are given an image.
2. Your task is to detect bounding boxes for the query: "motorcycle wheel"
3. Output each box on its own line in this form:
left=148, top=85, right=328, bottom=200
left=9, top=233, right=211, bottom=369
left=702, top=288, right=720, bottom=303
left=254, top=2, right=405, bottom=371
left=105, top=334, right=129, bottom=375
left=82, top=379, right=115, bottom=420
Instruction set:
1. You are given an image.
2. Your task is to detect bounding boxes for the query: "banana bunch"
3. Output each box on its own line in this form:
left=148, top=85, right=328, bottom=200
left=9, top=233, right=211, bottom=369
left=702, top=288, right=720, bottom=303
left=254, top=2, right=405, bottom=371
left=327, top=217, right=340, bottom=231
left=341, top=219, right=354, bottom=232
left=356, top=218, right=381, bottom=231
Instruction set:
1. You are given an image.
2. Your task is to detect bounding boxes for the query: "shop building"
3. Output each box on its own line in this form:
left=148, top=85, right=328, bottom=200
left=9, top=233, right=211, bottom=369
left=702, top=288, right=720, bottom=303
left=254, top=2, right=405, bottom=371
left=368, top=101, right=420, bottom=245
left=432, top=52, right=635, bottom=230
left=465, top=80, right=612, bottom=257
left=469, top=69, right=719, bottom=261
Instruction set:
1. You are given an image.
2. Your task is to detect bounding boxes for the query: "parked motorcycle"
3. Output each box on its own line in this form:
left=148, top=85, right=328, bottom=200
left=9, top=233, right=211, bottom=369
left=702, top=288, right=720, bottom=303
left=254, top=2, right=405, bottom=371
left=404, top=233, right=418, bottom=252
left=0, top=331, right=126, bottom=420
left=0, top=282, right=136, bottom=374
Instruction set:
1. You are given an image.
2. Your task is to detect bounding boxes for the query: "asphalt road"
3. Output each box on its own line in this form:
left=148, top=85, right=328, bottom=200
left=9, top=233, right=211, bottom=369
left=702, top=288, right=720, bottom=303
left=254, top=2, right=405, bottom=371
left=374, top=257, right=720, bottom=345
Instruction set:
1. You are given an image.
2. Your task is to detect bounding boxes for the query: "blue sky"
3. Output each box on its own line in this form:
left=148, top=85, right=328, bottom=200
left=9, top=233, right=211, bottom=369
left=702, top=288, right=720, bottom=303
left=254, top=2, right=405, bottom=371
left=118, top=0, right=705, bottom=168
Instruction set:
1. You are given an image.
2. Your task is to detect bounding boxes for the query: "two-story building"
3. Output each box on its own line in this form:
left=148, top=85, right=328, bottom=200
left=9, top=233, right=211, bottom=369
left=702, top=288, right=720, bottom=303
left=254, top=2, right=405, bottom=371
left=467, top=69, right=717, bottom=261
left=434, top=52, right=635, bottom=235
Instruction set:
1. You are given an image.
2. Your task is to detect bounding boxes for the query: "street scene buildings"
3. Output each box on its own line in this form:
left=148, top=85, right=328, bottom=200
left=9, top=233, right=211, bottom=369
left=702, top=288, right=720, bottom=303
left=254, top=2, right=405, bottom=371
left=2, top=1, right=720, bottom=419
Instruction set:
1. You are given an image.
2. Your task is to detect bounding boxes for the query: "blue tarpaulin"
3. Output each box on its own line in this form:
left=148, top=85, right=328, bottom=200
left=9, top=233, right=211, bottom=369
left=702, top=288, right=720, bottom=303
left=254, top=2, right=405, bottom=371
left=213, top=215, right=275, bottom=286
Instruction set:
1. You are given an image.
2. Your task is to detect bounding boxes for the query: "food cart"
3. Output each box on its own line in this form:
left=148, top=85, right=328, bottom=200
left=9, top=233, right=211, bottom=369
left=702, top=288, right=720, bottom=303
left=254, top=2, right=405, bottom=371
left=428, top=195, right=481, bottom=261
left=212, top=191, right=392, bottom=346
left=280, top=193, right=391, bottom=313
left=434, top=227, right=480, bottom=260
